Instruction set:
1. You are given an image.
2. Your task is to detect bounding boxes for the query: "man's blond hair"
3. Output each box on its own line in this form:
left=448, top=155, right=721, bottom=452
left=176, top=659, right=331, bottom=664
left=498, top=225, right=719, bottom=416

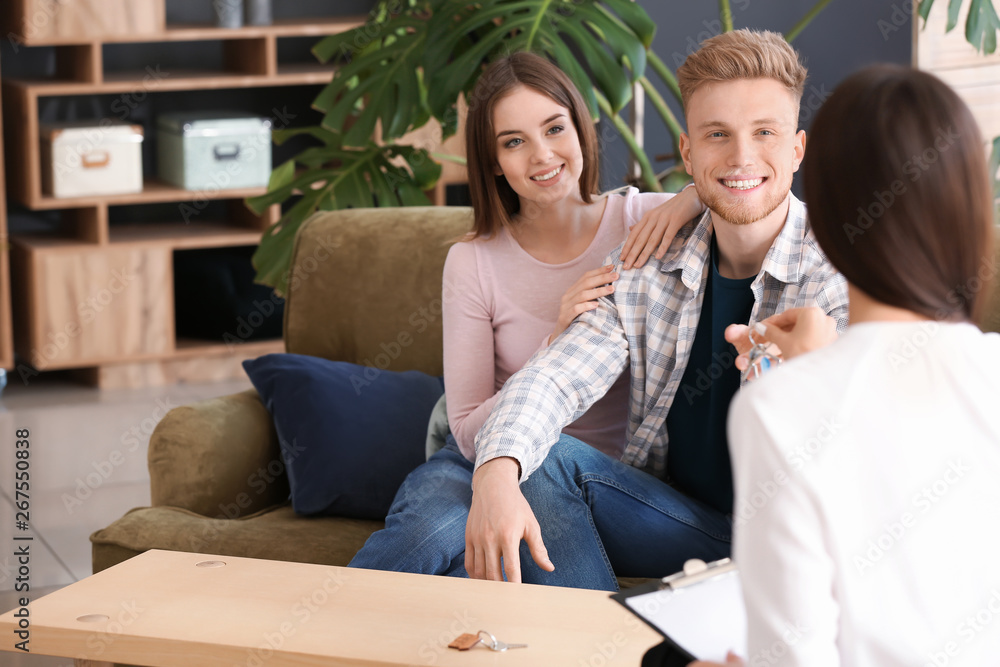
left=677, top=29, right=807, bottom=114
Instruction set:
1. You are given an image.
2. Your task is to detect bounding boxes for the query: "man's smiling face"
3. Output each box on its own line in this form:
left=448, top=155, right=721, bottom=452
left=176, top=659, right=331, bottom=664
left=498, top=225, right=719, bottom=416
left=680, top=77, right=806, bottom=227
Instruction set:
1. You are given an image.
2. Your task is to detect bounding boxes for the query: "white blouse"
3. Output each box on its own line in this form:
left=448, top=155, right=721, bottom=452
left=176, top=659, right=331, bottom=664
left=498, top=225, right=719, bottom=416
left=728, top=321, right=1000, bottom=666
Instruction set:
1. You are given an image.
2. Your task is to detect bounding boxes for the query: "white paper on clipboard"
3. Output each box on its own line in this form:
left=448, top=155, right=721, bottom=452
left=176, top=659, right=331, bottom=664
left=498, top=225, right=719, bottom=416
left=624, top=568, right=747, bottom=661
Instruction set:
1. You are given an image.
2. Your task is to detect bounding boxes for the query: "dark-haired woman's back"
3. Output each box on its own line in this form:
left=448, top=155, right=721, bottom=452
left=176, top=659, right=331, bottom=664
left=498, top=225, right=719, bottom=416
left=729, top=319, right=1000, bottom=664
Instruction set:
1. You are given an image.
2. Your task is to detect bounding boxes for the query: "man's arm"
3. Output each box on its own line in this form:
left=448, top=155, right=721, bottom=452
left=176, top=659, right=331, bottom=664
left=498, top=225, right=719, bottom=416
left=466, top=290, right=630, bottom=583
left=473, top=291, right=631, bottom=479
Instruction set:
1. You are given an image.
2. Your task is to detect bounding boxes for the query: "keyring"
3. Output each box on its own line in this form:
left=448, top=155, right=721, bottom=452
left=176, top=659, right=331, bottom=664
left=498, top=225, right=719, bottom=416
left=477, top=630, right=499, bottom=651
left=741, top=323, right=781, bottom=384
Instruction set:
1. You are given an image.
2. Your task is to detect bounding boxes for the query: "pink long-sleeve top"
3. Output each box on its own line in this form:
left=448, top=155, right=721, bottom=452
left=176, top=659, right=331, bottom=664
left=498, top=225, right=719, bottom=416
left=442, top=187, right=675, bottom=461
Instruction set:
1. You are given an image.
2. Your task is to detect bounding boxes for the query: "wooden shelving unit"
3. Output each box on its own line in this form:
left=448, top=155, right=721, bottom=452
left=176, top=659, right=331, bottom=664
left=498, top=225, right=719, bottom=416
left=3, top=13, right=368, bottom=387
left=0, top=52, right=13, bottom=376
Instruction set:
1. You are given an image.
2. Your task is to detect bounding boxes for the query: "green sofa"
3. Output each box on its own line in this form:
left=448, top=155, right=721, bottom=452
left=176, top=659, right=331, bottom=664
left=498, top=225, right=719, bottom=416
left=91, top=206, right=473, bottom=573
left=91, top=204, right=1000, bottom=575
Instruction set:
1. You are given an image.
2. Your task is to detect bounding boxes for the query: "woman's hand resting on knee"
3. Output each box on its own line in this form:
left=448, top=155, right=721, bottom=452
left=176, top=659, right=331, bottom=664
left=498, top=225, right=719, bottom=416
left=465, top=457, right=555, bottom=583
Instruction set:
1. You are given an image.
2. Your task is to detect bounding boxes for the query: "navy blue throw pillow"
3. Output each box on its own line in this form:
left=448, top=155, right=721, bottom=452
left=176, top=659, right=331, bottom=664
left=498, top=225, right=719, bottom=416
left=242, top=354, right=445, bottom=519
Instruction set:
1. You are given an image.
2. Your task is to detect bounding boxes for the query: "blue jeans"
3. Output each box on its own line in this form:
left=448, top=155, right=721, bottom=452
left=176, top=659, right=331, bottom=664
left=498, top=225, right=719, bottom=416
left=349, top=434, right=731, bottom=592
left=348, top=435, right=473, bottom=576
left=516, top=434, right=732, bottom=591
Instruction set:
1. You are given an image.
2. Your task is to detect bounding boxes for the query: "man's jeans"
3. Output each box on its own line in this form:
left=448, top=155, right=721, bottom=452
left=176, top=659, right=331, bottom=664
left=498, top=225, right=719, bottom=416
left=350, top=434, right=731, bottom=591
left=517, top=434, right=732, bottom=591
left=349, top=435, right=472, bottom=577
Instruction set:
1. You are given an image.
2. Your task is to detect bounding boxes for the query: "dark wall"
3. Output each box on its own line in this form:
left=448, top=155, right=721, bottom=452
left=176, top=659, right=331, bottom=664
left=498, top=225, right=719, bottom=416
left=599, top=0, right=913, bottom=192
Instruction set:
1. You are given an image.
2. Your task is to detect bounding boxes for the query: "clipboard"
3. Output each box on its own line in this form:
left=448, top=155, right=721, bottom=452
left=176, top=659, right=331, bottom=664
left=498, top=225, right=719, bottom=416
left=611, top=558, right=746, bottom=663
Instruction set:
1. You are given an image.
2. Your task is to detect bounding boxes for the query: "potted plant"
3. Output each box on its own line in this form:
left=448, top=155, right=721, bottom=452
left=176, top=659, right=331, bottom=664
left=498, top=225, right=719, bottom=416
left=248, top=0, right=998, bottom=294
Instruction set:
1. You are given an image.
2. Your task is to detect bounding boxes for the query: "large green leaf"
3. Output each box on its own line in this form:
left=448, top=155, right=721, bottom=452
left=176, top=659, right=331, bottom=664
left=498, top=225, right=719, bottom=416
left=426, top=0, right=654, bottom=120
left=966, top=0, right=1000, bottom=54
left=921, top=0, right=1000, bottom=53
left=313, top=13, right=431, bottom=147
left=250, top=136, right=437, bottom=293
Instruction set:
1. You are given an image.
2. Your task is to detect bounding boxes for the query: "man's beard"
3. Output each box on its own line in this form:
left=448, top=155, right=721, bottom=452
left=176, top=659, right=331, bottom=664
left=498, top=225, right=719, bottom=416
left=699, top=175, right=790, bottom=226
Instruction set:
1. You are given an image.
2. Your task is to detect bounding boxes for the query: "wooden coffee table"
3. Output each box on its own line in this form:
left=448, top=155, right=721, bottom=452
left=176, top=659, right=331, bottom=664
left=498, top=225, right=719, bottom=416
left=0, top=549, right=662, bottom=666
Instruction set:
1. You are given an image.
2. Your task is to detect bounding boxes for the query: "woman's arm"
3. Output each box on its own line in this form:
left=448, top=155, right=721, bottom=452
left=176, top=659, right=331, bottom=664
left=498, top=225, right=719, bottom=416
left=442, top=243, right=501, bottom=460
left=446, top=241, right=638, bottom=455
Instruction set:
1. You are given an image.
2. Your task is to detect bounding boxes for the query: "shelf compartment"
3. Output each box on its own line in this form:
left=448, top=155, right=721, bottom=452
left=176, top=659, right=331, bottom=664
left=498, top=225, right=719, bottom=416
left=11, top=238, right=174, bottom=370
left=109, top=221, right=267, bottom=249
left=8, top=70, right=334, bottom=97
left=173, top=245, right=283, bottom=346
left=25, top=178, right=268, bottom=211
left=119, top=17, right=366, bottom=43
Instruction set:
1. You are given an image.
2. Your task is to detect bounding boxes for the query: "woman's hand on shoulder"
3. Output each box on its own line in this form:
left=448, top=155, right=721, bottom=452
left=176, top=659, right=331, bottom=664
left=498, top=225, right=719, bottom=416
left=549, top=264, right=618, bottom=344
left=621, top=184, right=705, bottom=270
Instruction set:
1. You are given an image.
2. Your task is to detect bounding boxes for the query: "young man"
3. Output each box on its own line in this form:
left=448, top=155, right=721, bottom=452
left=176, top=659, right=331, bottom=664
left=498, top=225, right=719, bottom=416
left=464, top=29, right=849, bottom=591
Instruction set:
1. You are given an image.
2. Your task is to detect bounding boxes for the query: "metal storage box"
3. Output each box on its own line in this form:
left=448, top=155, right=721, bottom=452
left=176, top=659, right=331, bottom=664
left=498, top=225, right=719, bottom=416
left=40, top=121, right=144, bottom=199
left=157, top=112, right=272, bottom=191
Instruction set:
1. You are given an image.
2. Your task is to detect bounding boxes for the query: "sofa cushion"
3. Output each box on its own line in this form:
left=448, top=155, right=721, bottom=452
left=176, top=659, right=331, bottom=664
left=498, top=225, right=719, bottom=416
left=243, top=353, right=445, bottom=519
left=90, top=504, right=383, bottom=574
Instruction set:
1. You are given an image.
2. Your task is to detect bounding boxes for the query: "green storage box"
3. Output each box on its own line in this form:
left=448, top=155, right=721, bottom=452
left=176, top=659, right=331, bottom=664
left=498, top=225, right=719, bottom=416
left=157, top=112, right=272, bottom=191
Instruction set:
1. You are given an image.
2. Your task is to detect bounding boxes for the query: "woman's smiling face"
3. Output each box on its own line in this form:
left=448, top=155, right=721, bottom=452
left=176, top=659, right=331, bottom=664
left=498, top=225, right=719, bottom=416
left=492, top=85, right=585, bottom=210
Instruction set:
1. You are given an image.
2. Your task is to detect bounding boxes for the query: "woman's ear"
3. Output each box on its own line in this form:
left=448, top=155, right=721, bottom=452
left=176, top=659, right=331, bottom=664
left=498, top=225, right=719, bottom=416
left=494, top=163, right=503, bottom=176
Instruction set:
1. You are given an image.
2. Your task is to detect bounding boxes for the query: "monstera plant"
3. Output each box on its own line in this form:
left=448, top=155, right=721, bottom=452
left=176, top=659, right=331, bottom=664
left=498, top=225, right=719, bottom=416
left=249, top=0, right=998, bottom=294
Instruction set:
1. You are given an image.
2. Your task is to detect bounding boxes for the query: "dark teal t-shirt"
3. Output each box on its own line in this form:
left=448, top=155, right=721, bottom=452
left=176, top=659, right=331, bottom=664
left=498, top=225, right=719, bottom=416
left=665, top=236, right=755, bottom=514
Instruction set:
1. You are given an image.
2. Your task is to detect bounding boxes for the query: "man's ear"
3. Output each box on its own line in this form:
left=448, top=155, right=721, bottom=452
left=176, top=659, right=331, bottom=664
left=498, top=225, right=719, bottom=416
left=791, top=130, right=806, bottom=172
left=679, top=132, right=693, bottom=176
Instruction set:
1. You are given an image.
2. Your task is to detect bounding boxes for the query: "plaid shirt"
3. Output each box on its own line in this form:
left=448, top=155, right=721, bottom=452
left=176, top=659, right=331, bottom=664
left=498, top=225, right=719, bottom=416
left=474, top=193, right=848, bottom=480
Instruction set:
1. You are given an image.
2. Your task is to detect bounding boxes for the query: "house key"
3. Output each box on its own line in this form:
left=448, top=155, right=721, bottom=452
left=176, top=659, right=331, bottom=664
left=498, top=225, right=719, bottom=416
left=448, top=630, right=528, bottom=652
left=478, top=630, right=528, bottom=652
left=740, top=322, right=781, bottom=383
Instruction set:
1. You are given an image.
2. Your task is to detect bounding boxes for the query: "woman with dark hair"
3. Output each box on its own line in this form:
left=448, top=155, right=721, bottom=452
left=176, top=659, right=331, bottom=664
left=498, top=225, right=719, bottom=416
left=697, top=64, right=1000, bottom=665
left=349, top=52, right=704, bottom=580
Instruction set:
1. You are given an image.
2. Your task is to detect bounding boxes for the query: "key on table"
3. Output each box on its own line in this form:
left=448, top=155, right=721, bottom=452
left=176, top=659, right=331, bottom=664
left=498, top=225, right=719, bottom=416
left=478, top=630, right=527, bottom=652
